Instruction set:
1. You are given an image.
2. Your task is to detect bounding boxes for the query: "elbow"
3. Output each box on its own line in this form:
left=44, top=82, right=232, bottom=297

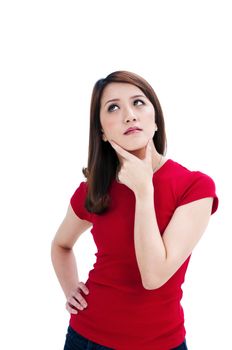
left=143, top=282, right=162, bottom=290
left=51, top=238, right=72, bottom=250
left=142, top=278, right=164, bottom=290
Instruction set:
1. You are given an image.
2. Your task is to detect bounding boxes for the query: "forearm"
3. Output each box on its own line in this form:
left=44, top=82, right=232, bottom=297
left=134, top=187, right=167, bottom=289
left=51, top=242, right=79, bottom=298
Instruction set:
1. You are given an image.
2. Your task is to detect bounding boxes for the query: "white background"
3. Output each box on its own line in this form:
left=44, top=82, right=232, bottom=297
left=0, top=1, right=231, bottom=349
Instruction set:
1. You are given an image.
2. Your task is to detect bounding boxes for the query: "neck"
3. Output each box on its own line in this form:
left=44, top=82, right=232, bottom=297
left=117, top=143, right=165, bottom=172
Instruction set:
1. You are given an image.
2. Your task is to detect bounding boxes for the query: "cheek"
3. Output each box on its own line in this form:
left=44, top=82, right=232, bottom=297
left=144, top=110, right=156, bottom=127
left=143, top=114, right=156, bottom=136
left=102, top=118, right=118, bottom=134
left=141, top=104, right=155, bottom=120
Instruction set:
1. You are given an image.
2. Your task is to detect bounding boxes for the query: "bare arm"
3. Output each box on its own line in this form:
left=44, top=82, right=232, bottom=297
left=51, top=203, right=92, bottom=298
left=134, top=186, right=213, bottom=290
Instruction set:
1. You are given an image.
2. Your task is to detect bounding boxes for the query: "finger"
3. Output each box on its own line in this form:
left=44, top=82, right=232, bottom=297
left=145, top=138, right=153, bottom=164
left=109, top=140, right=136, bottom=161
left=73, top=291, right=88, bottom=308
left=68, top=296, right=85, bottom=310
left=78, top=282, right=89, bottom=295
left=66, top=302, right=78, bottom=314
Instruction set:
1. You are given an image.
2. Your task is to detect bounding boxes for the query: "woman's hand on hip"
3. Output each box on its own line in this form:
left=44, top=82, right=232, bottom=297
left=65, top=282, right=89, bottom=314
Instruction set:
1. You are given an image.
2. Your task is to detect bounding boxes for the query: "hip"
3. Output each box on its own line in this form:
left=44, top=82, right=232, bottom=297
left=63, top=325, right=188, bottom=350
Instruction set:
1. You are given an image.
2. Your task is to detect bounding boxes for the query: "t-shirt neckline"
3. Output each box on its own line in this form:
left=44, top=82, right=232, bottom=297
left=113, top=158, right=172, bottom=185
left=153, top=158, right=172, bottom=177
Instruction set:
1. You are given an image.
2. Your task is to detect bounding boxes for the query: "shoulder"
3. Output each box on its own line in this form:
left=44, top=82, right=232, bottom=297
left=168, top=159, right=215, bottom=185
left=72, top=180, right=89, bottom=193
left=70, top=180, right=92, bottom=222
left=168, top=159, right=218, bottom=214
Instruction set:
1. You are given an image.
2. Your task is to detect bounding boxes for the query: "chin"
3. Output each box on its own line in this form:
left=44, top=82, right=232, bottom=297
left=124, top=140, right=149, bottom=151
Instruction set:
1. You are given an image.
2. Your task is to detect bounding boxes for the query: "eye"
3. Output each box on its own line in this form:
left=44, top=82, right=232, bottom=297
left=134, top=99, right=145, bottom=106
left=107, top=99, right=145, bottom=113
left=108, top=104, right=118, bottom=112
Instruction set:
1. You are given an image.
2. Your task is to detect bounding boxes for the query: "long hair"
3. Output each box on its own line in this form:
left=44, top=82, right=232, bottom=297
left=82, top=70, right=167, bottom=214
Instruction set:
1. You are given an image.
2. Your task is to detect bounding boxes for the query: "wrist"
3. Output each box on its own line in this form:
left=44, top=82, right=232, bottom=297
left=135, top=183, right=154, bottom=199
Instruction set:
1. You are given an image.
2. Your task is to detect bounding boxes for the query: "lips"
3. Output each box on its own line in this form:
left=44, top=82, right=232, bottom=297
left=124, top=127, right=142, bottom=135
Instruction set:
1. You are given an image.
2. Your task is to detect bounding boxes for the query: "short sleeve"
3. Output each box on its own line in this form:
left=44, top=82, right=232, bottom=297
left=70, top=181, right=93, bottom=222
left=177, top=171, right=219, bottom=215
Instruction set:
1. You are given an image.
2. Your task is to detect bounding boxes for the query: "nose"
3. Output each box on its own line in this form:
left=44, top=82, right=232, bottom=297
left=124, top=108, right=137, bottom=123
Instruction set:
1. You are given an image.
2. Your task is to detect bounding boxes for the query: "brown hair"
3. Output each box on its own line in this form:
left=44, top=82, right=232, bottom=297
left=82, top=70, right=167, bottom=214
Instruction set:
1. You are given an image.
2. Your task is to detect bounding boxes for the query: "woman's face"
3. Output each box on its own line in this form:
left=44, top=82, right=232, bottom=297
left=100, top=82, right=156, bottom=152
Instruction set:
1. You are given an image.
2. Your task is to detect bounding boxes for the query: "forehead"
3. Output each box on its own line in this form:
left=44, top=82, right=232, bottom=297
left=101, top=82, right=144, bottom=102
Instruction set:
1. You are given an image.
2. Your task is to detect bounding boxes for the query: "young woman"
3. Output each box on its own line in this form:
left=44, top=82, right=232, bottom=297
left=51, top=70, right=219, bottom=350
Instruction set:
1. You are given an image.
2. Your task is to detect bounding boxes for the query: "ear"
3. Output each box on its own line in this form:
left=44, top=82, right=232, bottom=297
left=101, top=129, right=108, bottom=142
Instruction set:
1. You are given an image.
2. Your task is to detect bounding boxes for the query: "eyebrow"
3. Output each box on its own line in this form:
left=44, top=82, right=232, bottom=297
left=104, top=94, right=146, bottom=107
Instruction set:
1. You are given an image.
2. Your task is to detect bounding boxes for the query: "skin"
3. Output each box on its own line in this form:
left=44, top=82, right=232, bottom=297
left=100, top=82, right=167, bottom=171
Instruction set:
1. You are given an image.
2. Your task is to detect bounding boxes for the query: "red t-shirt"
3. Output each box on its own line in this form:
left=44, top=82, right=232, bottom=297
left=69, top=159, right=219, bottom=350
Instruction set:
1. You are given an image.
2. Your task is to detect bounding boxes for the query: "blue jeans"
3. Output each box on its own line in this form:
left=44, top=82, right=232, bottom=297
left=63, top=325, right=188, bottom=350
